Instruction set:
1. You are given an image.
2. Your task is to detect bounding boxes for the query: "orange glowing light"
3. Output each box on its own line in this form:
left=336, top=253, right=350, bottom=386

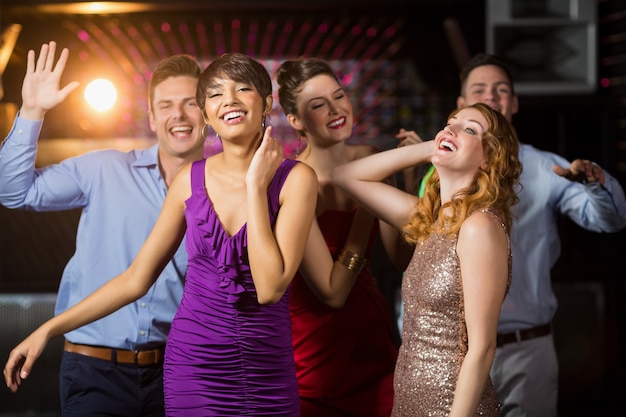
left=84, top=78, right=117, bottom=112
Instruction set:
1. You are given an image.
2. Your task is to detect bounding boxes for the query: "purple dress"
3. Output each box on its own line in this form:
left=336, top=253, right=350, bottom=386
left=163, top=158, right=300, bottom=416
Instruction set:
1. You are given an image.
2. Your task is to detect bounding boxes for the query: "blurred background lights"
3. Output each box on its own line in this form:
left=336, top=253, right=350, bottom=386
left=84, top=78, right=117, bottom=112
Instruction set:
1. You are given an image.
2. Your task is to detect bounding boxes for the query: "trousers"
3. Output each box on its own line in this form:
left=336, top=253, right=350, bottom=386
left=60, top=351, right=165, bottom=417
left=490, top=333, right=558, bottom=417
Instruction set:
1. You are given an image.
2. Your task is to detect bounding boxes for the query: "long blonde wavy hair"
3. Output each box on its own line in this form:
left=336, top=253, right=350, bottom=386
left=402, top=103, right=522, bottom=244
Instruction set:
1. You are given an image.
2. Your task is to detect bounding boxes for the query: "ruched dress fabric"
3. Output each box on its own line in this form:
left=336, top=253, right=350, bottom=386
left=392, top=209, right=508, bottom=417
left=163, top=158, right=301, bottom=417
left=290, top=209, right=398, bottom=417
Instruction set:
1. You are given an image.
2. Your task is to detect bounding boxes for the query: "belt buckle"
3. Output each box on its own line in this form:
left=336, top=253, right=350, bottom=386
left=134, top=348, right=161, bottom=366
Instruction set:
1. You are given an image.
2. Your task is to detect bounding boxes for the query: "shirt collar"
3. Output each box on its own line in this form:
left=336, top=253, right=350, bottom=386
left=132, top=142, right=160, bottom=169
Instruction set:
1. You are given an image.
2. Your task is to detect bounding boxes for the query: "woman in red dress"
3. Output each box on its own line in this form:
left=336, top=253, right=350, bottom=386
left=276, top=58, right=417, bottom=417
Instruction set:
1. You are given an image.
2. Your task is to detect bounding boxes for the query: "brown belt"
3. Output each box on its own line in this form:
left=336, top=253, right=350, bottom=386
left=64, top=340, right=165, bottom=366
left=496, top=323, right=552, bottom=347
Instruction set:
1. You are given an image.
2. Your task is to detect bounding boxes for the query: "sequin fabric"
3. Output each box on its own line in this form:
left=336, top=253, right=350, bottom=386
left=392, top=209, right=509, bottom=417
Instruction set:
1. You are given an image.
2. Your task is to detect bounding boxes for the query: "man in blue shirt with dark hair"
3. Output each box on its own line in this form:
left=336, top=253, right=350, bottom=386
left=0, top=41, right=205, bottom=416
left=457, top=53, right=626, bottom=417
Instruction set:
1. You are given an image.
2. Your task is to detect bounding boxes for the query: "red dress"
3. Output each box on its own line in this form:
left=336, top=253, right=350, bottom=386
left=290, top=209, right=398, bottom=417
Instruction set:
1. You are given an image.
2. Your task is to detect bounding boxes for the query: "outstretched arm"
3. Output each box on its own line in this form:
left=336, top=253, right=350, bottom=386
left=553, top=159, right=626, bottom=231
left=3, top=166, right=190, bottom=392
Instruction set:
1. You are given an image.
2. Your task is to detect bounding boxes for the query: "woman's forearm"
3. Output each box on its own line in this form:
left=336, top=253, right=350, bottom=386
left=334, top=141, right=434, bottom=186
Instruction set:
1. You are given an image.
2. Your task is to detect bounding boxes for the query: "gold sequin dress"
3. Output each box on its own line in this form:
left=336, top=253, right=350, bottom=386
left=392, top=209, right=509, bottom=417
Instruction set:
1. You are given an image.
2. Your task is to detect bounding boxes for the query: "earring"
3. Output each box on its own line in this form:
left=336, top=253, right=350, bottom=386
left=202, top=124, right=220, bottom=144
left=262, top=114, right=272, bottom=132
left=296, top=136, right=302, bottom=157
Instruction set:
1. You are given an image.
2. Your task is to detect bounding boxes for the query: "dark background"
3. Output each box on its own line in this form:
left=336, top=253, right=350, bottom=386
left=0, top=0, right=625, bottom=416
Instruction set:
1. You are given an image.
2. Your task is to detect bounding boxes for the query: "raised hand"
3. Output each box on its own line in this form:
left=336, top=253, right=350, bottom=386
left=396, top=128, right=427, bottom=193
left=246, top=126, right=284, bottom=191
left=553, top=159, right=605, bottom=185
left=20, top=41, right=80, bottom=120
left=396, top=128, right=424, bottom=148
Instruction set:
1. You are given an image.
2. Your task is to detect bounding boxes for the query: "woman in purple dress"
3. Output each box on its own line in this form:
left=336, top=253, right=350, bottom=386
left=4, top=53, right=318, bottom=416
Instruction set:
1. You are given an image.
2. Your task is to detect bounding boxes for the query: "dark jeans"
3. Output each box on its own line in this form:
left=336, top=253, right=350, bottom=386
left=60, top=351, right=165, bottom=417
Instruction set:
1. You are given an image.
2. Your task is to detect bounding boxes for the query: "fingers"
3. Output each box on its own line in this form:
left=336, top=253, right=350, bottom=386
left=3, top=351, right=27, bottom=393
left=25, top=49, right=35, bottom=76
left=45, top=41, right=57, bottom=71
left=35, top=42, right=50, bottom=73
left=261, top=125, right=272, bottom=147
left=396, top=129, right=423, bottom=147
left=553, top=162, right=583, bottom=181
left=552, top=164, right=568, bottom=178
left=32, top=41, right=60, bottom=75
left=53, top=47, right=71, bottom=77
left=261, top=126, right=283, bottom=155
left=20, top=41, right=76, bottom=119
left=553, top=160, right=605, bottom=185
left=585, top=162, right=605, bottom=184
left=247, top=126, right=284, bottom=188
left=583, top=161, right=595, bottom=181
left=592, top=164, right=606, bottom=185
left=575, top=159, right=600, bottom=183
left=59, top=80, right=81, bottom=101
left=259, top=125, right=275, bottom=151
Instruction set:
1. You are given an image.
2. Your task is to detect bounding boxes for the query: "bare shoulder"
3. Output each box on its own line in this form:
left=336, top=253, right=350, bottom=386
left=165, top=161, right=195, bottom=204
left=290, top=159, right=317, bottom=181
left=459, top=210, right=507, bottom=243
left=283, top=160, right=318, bottom=194
left=170, top=161, right=194, bottom=189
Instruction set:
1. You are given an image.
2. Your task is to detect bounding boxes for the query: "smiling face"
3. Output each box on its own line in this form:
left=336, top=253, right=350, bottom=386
left=202, top=76, right=271, bottom=144
left=432, top=107, right=488, bottom=175
left=457, top=64, right=518, bottom=123
left=287, top=74, right=353, bottom=146
left=149, top=75, right=205, bottom=159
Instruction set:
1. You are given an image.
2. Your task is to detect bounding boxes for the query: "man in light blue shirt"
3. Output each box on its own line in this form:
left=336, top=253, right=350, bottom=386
left=0, top=42, right=205, bottom=416
left=457, top=53, right=626, bottom=417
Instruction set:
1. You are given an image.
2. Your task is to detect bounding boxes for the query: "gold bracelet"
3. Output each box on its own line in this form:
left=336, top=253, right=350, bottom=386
left=337, top=248, right=367, bottom=275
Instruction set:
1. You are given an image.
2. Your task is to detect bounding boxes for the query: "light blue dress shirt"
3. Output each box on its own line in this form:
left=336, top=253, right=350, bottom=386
left=0, top=116, right=187, bottom=350
left=499, top=143, right=626, bottom=333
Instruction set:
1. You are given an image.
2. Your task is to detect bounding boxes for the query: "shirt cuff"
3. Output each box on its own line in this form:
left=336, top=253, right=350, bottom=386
left=7, top=115, right=44, bottom=144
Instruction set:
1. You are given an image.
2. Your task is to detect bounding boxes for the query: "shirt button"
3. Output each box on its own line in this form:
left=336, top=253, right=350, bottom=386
left=140, top=330, right=146, bottom=336
left=141, top=302, right=147, bottom=308
left=17, top=129, right=24, bottom=135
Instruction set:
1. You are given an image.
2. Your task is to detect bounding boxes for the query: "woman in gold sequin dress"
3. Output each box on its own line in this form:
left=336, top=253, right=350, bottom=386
left=335, top=103, right=521, bottom=417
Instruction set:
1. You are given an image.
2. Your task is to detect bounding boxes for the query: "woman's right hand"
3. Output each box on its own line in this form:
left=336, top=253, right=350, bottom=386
left=246, top=126, right=284, bottom=191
